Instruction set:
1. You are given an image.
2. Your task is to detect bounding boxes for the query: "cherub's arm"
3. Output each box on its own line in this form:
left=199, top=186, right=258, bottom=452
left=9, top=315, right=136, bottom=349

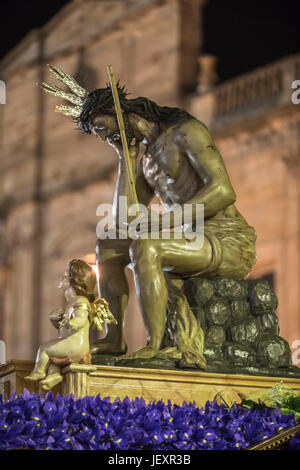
left=68, top=302, right=89, bottom=330
left=49, top=307, right=65, bottom=329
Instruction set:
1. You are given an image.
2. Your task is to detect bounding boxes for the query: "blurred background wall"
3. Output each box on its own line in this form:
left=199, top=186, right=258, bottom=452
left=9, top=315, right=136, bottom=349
left=0, top=0, right=299, bottom=364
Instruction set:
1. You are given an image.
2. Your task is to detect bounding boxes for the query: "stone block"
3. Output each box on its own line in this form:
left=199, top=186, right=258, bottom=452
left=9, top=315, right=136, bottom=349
left=224, top=343, right=256, bottom=367
left=248, top=279, right=278, bottom=315
left=228, top=316, right=260, bottom=346
left=213, top=277, right=248, bottom=300
left=184, top=278, right=214, bottom=306
left=204, top=297, right=231, bottom=327
left=203, top=344, right=224, bottom=361
left=206, top=326, right=226, bottom=346
left=257, top=313, right=279, bottom=335
left=230, top=299, right=251, bottom=322
left=257, top=335, right=292, bottom=368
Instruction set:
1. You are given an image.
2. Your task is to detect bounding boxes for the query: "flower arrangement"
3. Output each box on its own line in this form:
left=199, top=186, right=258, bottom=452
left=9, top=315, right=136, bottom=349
left=242, top=382, right=300, bottom=420
left=0, top=387, right=299, bottom=450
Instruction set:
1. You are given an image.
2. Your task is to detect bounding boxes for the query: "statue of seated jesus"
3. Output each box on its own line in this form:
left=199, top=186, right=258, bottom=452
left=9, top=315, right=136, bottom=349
left=41, top=66, right=257, bottom=368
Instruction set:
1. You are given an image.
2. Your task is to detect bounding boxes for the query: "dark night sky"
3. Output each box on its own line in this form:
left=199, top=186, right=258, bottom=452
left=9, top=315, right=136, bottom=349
left=0, top=0, right=299, bottom=82
left=203, top=0, right=300, bottom=81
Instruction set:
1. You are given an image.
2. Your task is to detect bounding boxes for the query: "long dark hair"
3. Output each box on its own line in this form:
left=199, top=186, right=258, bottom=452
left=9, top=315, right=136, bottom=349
left=76, top=84, right=193, bottom=135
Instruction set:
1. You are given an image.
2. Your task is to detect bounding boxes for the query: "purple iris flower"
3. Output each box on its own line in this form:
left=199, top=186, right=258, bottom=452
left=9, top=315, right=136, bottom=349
left=289, top=429, right=300, bottom=449
left=0, top=389, right=298, bottom=450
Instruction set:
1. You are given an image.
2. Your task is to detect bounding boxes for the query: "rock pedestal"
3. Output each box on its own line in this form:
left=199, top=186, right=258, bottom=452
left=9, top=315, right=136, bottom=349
left=184, top=277, right=294, bottom=373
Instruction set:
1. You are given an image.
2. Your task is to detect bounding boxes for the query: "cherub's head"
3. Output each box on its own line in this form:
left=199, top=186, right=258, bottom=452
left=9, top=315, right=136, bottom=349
left=59, top=259, right=97, bottom=301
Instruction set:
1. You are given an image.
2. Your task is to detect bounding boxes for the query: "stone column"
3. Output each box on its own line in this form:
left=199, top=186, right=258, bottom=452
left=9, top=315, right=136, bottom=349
left=4, top=202, right=37, bottom=360
left=197, top=54, right=219, bottom=94
left=32, top=30, right=46, bottom=355
left=178, top=0, right=207, bottom=94
left=120, top=19, right=138, bottom=93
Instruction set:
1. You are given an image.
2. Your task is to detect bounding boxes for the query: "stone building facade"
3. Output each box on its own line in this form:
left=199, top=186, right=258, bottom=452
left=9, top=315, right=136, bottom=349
left=0, top=0, right=299, bottom=364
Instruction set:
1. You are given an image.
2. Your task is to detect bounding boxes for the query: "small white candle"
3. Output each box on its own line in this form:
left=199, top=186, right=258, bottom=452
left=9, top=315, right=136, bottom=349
left=91, top=265, right=107, bottom=338
left=92, top=264, right=101, bottom=297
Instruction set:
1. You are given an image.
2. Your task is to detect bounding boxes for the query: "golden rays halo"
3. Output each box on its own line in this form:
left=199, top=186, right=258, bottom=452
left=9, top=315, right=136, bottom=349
left=39, top=64, right=88, bottom=117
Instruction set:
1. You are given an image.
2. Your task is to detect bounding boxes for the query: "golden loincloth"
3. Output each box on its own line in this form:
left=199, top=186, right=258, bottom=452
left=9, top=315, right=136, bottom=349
left=195, top=204, right=257, bottom=279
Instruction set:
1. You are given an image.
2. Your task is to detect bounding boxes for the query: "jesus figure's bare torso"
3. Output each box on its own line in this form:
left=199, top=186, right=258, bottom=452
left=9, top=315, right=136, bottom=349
left=142, top=122, right=207, bottom=207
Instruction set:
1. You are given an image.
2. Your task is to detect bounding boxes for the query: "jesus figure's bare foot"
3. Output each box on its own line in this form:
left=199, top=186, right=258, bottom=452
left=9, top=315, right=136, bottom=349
left=91, top=340, right=127, bottom=356
left=119, top=346, right=159, bottom=360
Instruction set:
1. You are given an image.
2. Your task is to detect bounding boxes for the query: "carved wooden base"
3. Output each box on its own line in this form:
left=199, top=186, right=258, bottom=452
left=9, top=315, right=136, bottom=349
left=0, top=361, right=40, bottom=398
left=247, top=424, right=300, bottom=450
left=1, top=360, right=300, bottom=407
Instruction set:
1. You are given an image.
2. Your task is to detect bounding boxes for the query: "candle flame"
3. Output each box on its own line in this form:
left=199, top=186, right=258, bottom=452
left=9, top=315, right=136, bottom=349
left=92, top=264, right=100, bottom=281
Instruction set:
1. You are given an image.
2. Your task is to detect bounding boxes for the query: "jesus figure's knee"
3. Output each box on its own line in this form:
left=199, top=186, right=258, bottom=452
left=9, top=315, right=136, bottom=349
left=129, top=238, right=159, bottom=269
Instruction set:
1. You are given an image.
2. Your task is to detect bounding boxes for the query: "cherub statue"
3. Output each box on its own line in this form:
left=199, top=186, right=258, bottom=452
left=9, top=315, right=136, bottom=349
left=25, top=259, right=116, bottom=390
